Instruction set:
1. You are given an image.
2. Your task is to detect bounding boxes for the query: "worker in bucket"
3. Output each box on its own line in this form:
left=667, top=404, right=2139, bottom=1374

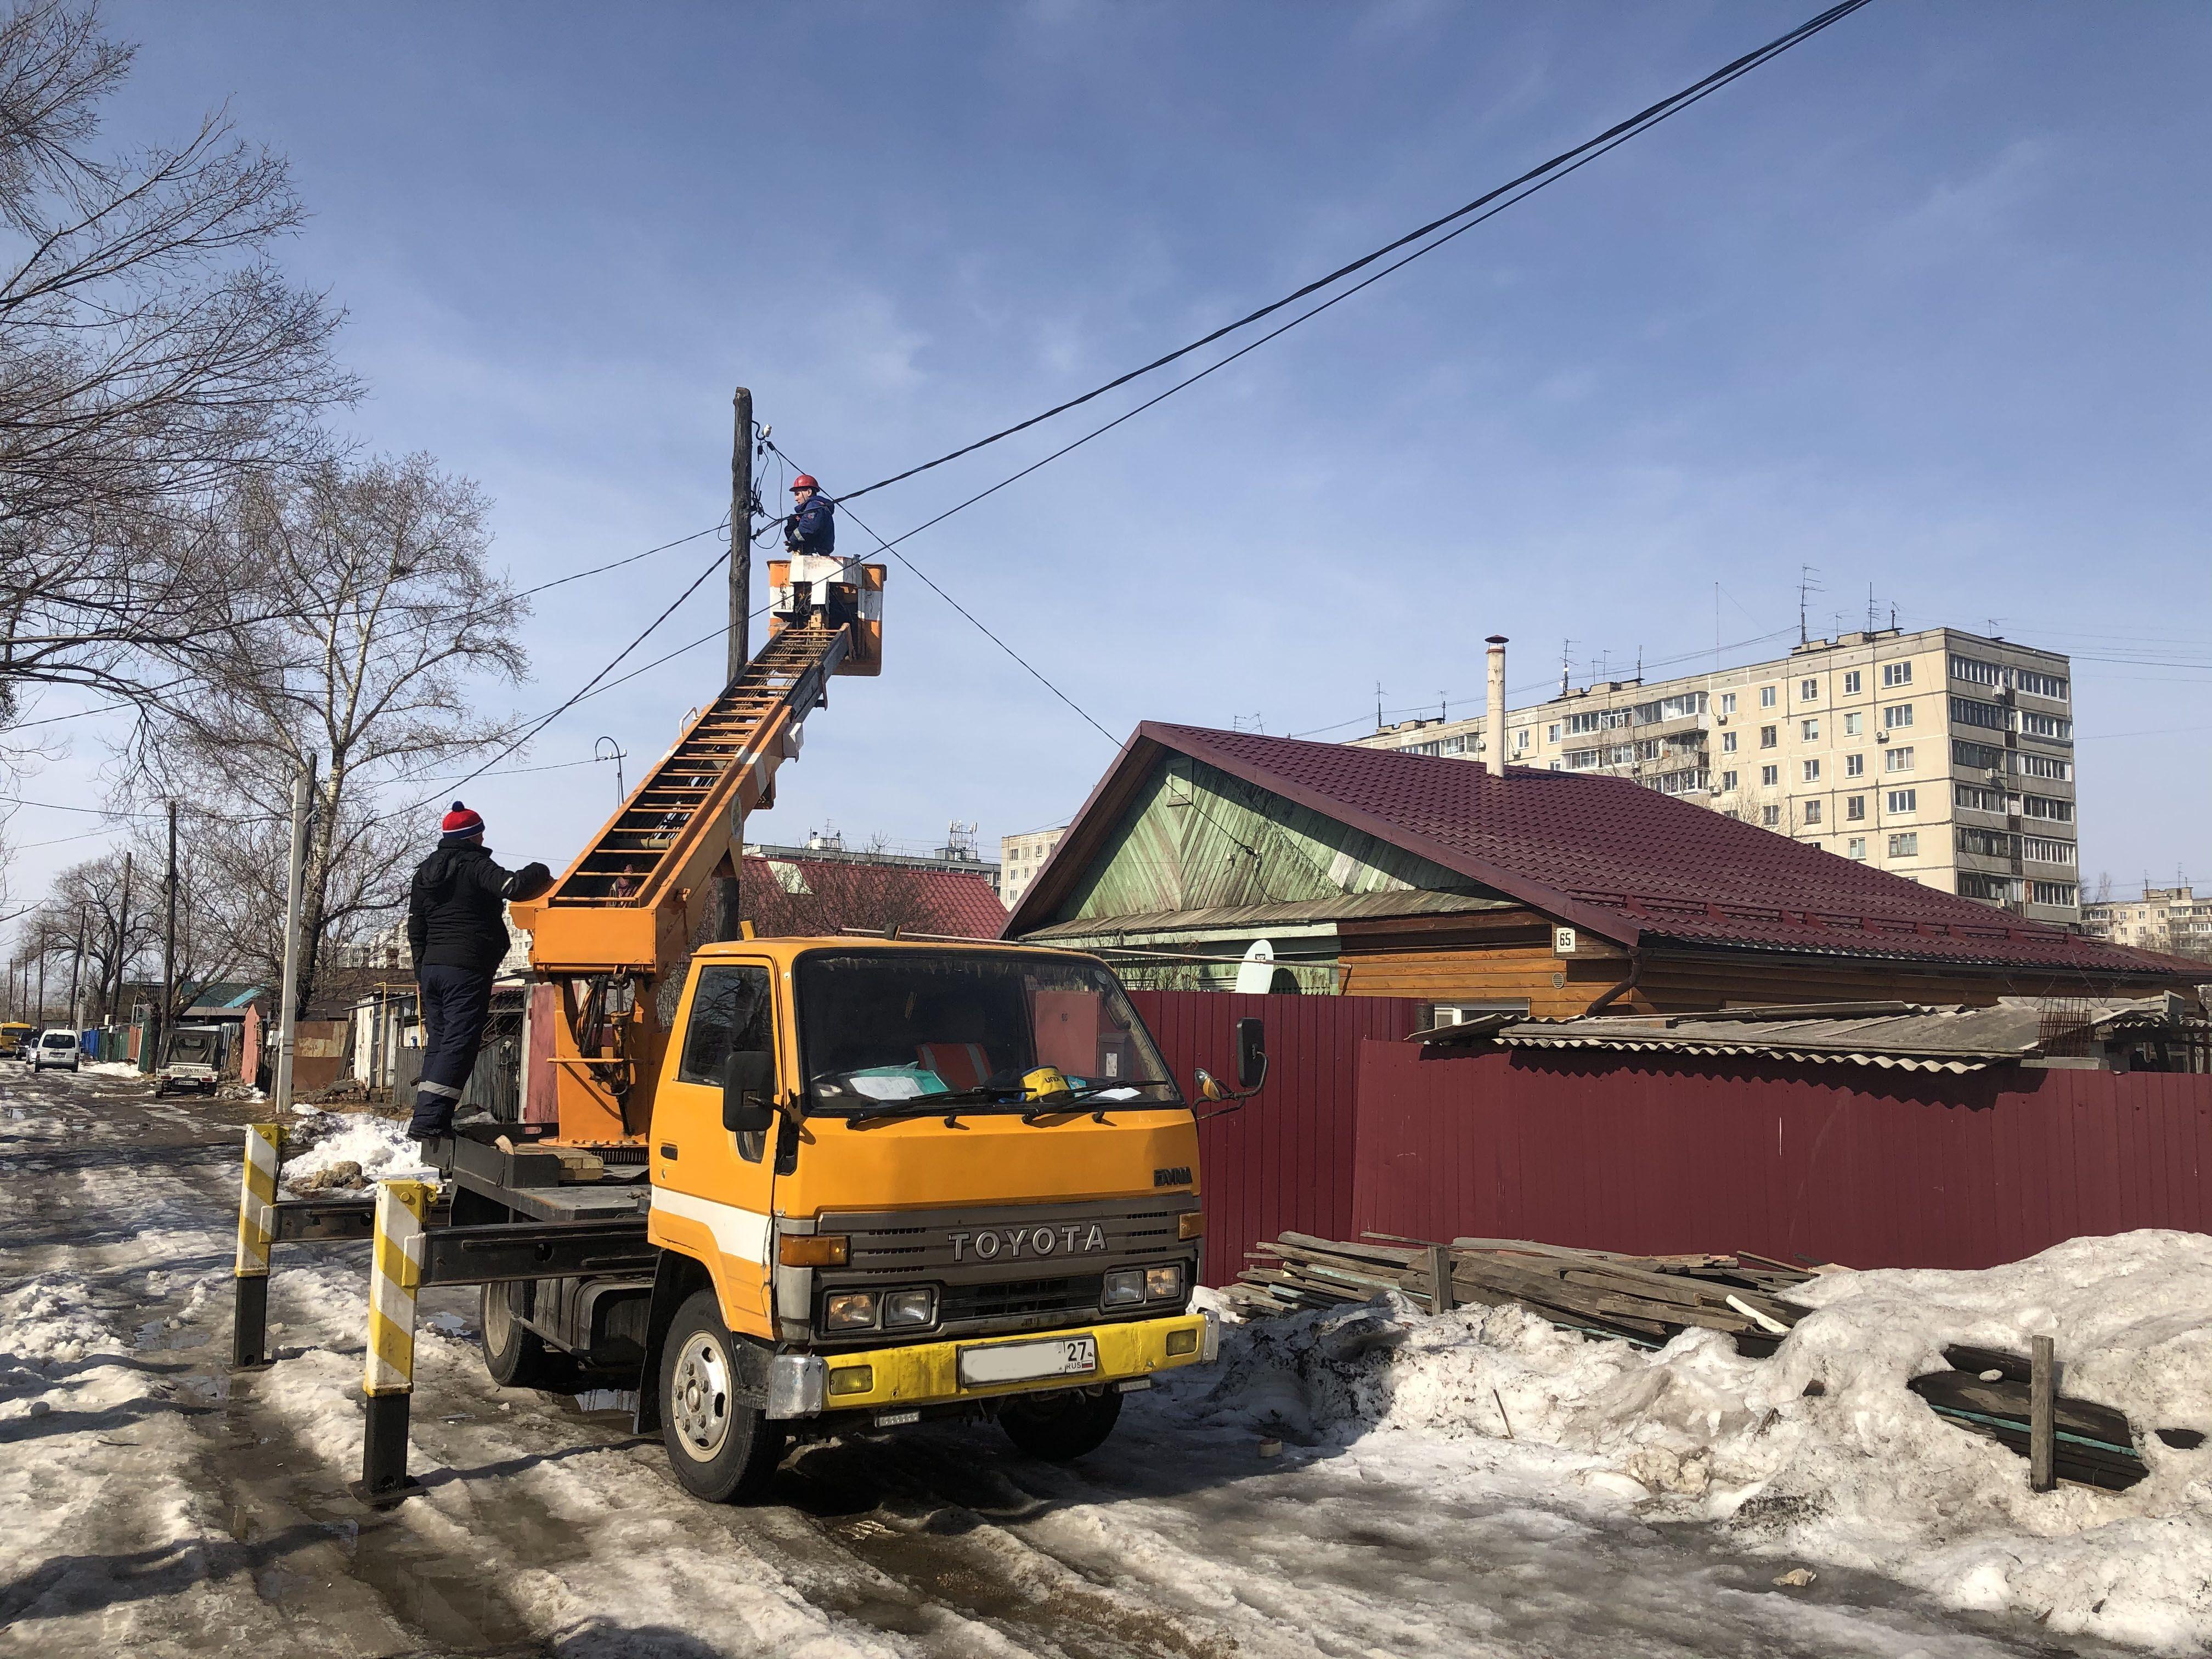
left=405, top=802, right=551, bottom=1142
left=784, top=473, right=834, bottom=557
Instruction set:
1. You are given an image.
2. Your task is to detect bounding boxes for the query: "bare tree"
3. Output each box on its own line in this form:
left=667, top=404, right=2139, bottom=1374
left=124, top=454, right=527, bottom=1015
left=0, top=1, right=358, bottom=730
left=33, top=844, right=153, bottom=1020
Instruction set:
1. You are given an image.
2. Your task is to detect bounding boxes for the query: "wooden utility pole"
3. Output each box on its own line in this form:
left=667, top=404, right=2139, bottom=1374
left=273, top=756, right=317, bottom=1112
left=728, top=385, right=754, bottom=686
left=157, top=800, right=178, bottom=1074
left=67, top=912, right=83, bottom=1028
left=109, top=849, right=133, bottom=1026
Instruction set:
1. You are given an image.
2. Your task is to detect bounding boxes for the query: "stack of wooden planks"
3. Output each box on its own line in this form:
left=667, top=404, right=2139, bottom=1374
left=1224, top=1231, right=1819, bottom=1355
left=1909, top=1344, right=2163, bottom=1492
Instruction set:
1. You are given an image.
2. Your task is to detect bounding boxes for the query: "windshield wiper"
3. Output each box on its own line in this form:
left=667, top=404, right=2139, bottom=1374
left=1020, top=1082, right=1176, bottom=1124
left=844, top=1085, right=1023, bottom=1127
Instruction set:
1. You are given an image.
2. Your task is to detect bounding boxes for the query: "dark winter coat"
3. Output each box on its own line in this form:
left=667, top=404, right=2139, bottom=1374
left=407, top=844, right=550, bottom=977
left=786, top=492, right=835, bottom=556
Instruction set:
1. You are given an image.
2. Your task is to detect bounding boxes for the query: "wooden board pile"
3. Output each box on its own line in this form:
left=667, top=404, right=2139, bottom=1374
left=1224, top=1231, right=1818, bottom=1355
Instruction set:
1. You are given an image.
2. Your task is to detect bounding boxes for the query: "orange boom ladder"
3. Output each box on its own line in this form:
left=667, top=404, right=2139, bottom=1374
left=509, top=563, right=885, bottom=1144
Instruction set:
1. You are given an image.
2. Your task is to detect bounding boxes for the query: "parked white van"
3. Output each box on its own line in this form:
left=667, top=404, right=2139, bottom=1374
left=32, top=1030, right=81, bottom=1073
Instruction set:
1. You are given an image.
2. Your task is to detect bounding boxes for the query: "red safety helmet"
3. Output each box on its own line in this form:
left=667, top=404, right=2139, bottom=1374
left=789, top=474, right=819, bottom=493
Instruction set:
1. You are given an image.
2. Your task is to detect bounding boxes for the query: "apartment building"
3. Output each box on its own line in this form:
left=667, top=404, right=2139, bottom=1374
left=2084, top=885, right=2212, bottom=964
left=998, top=825, right=1068, bottom=911
left=1348, top=627, right=2081, bottom=924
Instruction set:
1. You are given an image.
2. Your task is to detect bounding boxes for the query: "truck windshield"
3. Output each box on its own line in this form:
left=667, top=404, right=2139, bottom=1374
left=794, top=950, right=1180, bottom=1115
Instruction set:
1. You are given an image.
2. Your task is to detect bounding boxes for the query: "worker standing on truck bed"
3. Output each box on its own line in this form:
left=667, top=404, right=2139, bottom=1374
left=406, top=802, right=550, bottom=1141
left=785, top=473, right=834, bottom=557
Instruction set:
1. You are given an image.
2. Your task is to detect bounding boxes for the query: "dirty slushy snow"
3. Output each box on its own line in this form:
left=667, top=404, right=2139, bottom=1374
left=2, top=1065, right=2194, bottom=1656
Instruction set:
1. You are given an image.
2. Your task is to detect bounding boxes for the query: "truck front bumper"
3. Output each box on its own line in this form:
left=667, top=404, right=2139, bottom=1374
left=764, top=1308, right=1220, bottom=1420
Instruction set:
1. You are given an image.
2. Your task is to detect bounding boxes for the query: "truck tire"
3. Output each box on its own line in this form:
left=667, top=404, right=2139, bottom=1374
left=481, top=1281, right=572, bottom=1390
left=659, top=1289, right=785, bottom=1503
left=1000, top=1386, right=1123, bottom=1462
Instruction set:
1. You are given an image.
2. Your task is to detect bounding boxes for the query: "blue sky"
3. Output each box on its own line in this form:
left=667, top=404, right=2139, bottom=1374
left=10, top=0, right=2209, bottom=912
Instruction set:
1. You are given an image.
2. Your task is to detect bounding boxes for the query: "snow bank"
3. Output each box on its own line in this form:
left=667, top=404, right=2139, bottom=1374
left=1170, top=1231, right=2212, bottom=1653
left=280, top=1106, right=433, bottom=1194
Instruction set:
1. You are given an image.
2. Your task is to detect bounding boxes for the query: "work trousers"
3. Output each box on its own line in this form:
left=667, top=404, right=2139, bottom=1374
left=411, top=962, right=493, bottom=1137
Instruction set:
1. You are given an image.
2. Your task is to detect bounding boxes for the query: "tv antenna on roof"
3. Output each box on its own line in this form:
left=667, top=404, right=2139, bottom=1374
left=1798, top=565, right=1823, bottom=645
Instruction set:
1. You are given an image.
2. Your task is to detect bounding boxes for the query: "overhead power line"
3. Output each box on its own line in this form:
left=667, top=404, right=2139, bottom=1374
left=834, top=0, right=1877, bottom=507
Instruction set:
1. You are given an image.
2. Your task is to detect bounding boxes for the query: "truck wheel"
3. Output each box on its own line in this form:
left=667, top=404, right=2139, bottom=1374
left=1000, top=1386, right=1123, bottom=1462
left=660, top=1290, right=785, bottom=1503
left=481, top=1282, right=571, bottom=1390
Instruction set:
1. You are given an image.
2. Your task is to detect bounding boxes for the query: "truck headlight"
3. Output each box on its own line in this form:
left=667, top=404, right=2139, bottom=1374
left=882, top=1288, right=935, bottom=1328
left=1102, top=1268, right=1146, bottom=1307
left=824, top=1291, right=877, bottom=1330
left=1145, top=1265, right=1182, bottom=1300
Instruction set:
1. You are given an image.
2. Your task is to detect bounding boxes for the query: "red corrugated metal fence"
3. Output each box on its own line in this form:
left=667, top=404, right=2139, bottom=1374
left=1129, top=990, right=1424, bottom=1285
left=1349, top=1043, right=2212, bottom=1270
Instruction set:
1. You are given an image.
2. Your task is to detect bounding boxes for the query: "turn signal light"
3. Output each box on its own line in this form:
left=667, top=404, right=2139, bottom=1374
left=1165, top=1328, right=1199, bottom=1356
left=1177, top=1212, right=1205, bottom=1241
left=828, top=1365, right=874, bottom=1397
left=778, top=1234, right=850, bottom=1267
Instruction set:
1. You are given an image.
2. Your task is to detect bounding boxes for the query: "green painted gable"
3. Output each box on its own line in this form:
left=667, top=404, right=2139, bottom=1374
left=1043, top=754, right=1494, bottom=926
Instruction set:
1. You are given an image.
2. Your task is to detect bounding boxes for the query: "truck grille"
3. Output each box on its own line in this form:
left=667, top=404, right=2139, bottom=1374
left=938, top=1273, right=1102, bottom=1325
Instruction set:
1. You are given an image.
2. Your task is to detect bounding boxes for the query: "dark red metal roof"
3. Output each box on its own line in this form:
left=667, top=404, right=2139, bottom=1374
left=742, top=854, right=1007, bottom=940
left=1008, top=723, right=2199, bottom=980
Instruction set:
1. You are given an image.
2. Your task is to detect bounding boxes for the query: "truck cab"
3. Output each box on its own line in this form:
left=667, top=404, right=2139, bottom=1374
left=450, top=938, right=1234, bottom=1502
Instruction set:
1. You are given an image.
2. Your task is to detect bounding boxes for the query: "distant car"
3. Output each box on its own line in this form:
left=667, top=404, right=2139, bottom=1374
left=32, top=1030, right=81, bottom=1073
left=155, top=1024, right=226, bottom=1096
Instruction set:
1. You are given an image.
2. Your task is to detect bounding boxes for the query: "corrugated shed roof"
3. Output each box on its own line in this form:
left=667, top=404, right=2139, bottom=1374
left=1007, top=723, right=2203, bottom=981
left=1473, top=995, right=2192, bottom=1074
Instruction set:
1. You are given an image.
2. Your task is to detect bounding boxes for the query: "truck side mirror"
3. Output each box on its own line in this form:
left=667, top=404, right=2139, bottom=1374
left=1236, top=1017, right=1268, bottom=1093
left=722, top=1049, right=776, bottom=1134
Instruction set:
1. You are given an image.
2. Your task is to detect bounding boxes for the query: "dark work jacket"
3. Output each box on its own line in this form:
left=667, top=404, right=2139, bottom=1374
left=786, top=493, right=835, bottom=556
left=408, top=844, right=535, bottom=976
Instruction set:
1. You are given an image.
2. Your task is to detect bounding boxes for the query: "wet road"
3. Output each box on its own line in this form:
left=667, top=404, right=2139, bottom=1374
left=0, top=1069, right=2145, bottom=1659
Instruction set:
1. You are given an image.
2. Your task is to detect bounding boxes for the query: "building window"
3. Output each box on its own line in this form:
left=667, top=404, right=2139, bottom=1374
left=1950, top=654, right=2001, bottom=687
left=1847, top=837, right=1867, bottom=860
left=1884, top=746, right=1914, bottom=772
left=1887, top=788, right=1918, bottom=815
left=2016, top=669, right=2068, bottom=702
left=1719, top=693, right=1737, bottom=716
left=1957, top=826, right=2017, bottom=859
left=1844, top=753, right=1864, bottom=777
left=1882, top=661, right=1913, bottom=687
left=1953, top=738, right=2007, bottom=771
left=2032, top=881, right=2077, bottom=907
left=1759, top=725, right=1778, bottom=748
left=1958, top=871, right=2019, bottom=903
left=1883, top=703, right=1914, bottom=729
left=1950, top=695, right=2007, bottom=731
left=1721, top=730, right=1737, bottom=753
left=1843, top=670, right=1863, bottom=695
left=1547, top=723, right=1561, bottom=743
left=2015, top=751, right=2070, bottom=781
left=1843, top=712, right=1862, bottom=737
left=2022, top=794, right=2074, bottom=823
left=1801, top=718, right=1819, bottom=741
left=1803, top=799, right=1822, bottom=825
left=1801, top=678, right=1819, bottom=701
left=1802, top=759, right=1821, bottom=782
left=1954, top=783, right=2006, bottom=813
left=1762, top=805, right=1781, bottom=827
left=1760, top=765, right=1779, bottom=787
left=2019, top=711, right=2072, bottom=740
left=1888, top=832, right=1919, bottom=858
left=1720, top=770, right=1739, bottom=791
left=1514, top=729, right=1530, bottom=752
left=2022, top=837, right=2076, bottom=867
left=1846, top=794, right=1865, bottom=821
left=1759, top=685, right=1776, bottom=708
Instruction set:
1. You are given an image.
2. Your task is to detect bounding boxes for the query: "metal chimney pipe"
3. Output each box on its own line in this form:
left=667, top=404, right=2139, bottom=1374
left=1485, top=635, right=1508, bottom=778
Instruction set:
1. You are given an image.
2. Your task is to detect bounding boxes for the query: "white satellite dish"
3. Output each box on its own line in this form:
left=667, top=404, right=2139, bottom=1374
left=1233, top=939, right=1277, bottom=995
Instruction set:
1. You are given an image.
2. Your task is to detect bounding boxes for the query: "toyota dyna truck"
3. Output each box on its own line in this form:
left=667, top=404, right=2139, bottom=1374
left=420, top=549, right=1252, bottom=1502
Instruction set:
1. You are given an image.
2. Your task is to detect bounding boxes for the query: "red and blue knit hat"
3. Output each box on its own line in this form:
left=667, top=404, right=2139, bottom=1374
left=439, top=800, right=485, bottom=844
